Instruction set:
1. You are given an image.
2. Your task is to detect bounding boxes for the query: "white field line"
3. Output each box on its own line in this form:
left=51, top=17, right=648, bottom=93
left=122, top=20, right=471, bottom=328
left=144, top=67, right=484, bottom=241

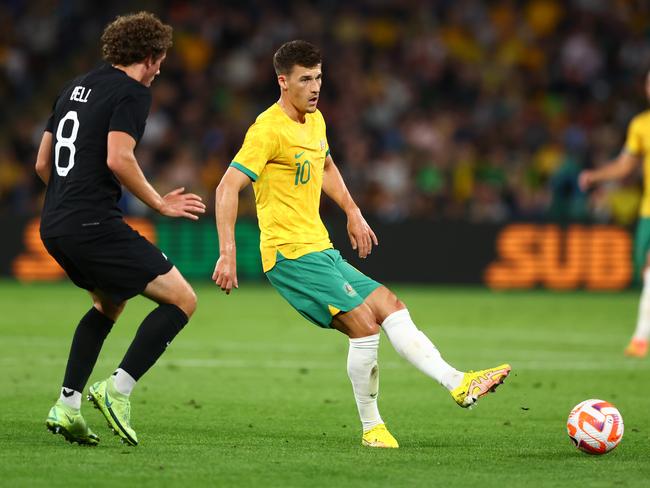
left=0, top=334, right=629, bottom=351
left=161, top=358, right=650, bottom=371
left=1, top=355, right=648, bottom=371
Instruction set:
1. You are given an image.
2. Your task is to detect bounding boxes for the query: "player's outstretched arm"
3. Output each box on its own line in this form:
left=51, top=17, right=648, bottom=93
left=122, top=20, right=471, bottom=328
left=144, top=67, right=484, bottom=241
left=213, top=167, right=251, bottom=294
left=107, top=131, right=205, bottom=219
left=579, top=151, right=641, bottom=191
left=35, top=132, right=53, bottom=185
left=322, top=154, right=378, bottom=259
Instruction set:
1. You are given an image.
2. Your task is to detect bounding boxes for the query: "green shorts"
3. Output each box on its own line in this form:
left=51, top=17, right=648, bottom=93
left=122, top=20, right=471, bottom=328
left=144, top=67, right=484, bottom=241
left=634, top=218, right=650, bottom=282
left=266, top=249, right=382, bottom=328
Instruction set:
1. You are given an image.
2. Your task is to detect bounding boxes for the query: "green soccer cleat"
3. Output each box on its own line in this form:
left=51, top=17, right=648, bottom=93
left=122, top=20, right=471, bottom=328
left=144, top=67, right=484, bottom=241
left=88, top=378, right=138, bottom=446
left=46, top=400, right=99, bottom=446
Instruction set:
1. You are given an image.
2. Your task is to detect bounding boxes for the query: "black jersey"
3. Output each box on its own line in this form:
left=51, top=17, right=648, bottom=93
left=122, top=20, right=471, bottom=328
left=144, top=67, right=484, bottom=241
left=40, top=64, right=151, bottom=238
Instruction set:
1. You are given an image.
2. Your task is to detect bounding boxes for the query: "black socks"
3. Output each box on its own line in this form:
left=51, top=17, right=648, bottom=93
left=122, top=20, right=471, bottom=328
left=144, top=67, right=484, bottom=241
left=118, top=304, right=188, bottom=380
left=62, top=307, right=114, bottom=392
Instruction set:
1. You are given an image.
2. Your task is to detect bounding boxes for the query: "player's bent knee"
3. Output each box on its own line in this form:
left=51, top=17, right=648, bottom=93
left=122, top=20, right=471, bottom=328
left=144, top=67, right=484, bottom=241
left=388, top=293, right=406, bottom=311
left=93, top=300, right=125, bottom=322
left=358, top=322, right=380, bottom=337
left=175, top=285, right=197, bottom=318
left=367, top=287, right=406, bottom=323
left=341, top=306, right=380, bottom=338
left=384, top=288, right=405, bottom=311
left=144, top=267, right=197, bottom=318
left=332, top=306, right=374, bottom=338
left=185, top=287, right=198, bottom=317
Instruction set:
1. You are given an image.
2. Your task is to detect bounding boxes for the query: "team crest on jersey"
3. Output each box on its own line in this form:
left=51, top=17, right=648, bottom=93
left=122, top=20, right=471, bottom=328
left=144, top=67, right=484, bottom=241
left=343, top=282, right=357, bottom=297
left=320, top=139, right=326, bottom=151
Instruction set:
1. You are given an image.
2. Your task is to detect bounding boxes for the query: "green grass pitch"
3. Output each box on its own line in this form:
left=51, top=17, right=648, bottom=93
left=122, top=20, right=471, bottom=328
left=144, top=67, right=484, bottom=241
left=1, top=281, right=649, bottom=487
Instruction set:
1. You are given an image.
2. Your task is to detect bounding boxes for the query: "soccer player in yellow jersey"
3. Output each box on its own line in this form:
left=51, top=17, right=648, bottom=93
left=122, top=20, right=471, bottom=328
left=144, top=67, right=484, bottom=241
left=212, top=40, right=511, bottom=448
left=579, top=71, right=650, bottom=358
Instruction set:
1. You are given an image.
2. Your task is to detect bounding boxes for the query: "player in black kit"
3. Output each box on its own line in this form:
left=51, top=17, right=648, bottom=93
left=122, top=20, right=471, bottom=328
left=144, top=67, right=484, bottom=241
left=37, top=12, right=205, bottom=446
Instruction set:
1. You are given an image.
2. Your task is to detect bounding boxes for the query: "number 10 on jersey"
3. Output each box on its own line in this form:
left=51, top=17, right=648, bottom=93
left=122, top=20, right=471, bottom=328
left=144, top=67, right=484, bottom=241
left=294, top=160, right=311, bottom=185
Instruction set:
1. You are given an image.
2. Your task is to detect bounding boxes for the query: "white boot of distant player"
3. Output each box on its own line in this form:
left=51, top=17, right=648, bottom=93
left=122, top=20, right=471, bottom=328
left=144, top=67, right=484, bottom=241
left=347, top=334, right=383, bottom=431
left=381, top=309, right=464, bottom=390
left=626, top=268, right=650, bottom=357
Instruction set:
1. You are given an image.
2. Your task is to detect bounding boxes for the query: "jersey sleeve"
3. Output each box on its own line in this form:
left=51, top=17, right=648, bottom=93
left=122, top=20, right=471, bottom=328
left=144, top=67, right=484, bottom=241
left=230, top=121, right=278, bottom=181
left=109, top=84, right=152, bottom=143
left=324, top=130, right=331, bottom=158
left=318, top=110, right=330, bottom=157
left=44, top=94, right=60, bottom=133
left=624, top=116, right=644, bottom=156
left=45, top=113, right=55, bottom=133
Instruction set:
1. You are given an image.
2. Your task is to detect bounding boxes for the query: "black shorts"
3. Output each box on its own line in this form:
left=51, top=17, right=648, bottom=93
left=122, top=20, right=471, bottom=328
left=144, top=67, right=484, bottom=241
left=42, top=221, right=173, bottom=304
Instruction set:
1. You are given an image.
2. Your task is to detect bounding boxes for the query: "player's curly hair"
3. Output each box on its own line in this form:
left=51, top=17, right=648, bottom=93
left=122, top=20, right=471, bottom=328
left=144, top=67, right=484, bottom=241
left=101, top=12, right=172, bottom=66
left=273, top=40, right=322, bottom=75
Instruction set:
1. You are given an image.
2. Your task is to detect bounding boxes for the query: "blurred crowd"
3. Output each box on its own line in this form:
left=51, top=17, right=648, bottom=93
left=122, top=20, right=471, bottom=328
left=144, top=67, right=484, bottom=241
left=1, top=0, right=650, bottom=224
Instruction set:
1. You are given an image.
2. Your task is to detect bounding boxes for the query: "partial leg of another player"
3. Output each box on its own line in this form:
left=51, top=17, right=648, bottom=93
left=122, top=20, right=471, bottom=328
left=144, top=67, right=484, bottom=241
left=364, top=286, right=511, bottom=408
left=46, top=290, right=125, bottom=445
left=332, top=305, right=399, bottom=448
left=626, top=257, right=650, bottom=357
left=88, top=267, right=196, bottom=446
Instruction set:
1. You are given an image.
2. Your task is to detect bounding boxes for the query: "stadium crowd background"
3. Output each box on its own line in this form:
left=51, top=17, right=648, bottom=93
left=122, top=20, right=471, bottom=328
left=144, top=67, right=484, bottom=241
left=1, top=0, right=649, bottom=225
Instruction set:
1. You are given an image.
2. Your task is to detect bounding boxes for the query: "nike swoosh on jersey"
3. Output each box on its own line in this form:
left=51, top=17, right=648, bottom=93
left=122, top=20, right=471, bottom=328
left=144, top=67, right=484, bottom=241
left=294, top=151, right=305, bottom=158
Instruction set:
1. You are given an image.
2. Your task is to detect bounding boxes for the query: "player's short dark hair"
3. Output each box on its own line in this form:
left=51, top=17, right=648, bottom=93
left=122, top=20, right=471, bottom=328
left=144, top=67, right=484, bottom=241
left=273, top=40, right=321, bottom=75
left=101, top=12, right=173, bottom=66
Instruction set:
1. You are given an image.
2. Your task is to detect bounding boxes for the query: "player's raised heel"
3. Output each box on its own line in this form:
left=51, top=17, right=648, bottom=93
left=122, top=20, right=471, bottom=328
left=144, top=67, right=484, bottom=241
left=88, top=378, right=138, bottom=446
left=45, top=401, right=99, bottom=446
left=450, top=363, right=512, bottom=408
left=361, top=424, right=399, bottom=448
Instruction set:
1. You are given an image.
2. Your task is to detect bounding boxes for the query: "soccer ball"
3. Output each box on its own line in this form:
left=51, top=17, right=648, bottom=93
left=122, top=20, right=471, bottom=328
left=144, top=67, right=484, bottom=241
left=567, top=399, right=624, bottom=454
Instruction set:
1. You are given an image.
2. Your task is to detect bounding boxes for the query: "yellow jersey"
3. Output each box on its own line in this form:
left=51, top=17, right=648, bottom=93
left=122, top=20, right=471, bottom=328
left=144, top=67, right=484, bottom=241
left=624, top=110, right=650, bottom=216
left=230, top=103, right=333, bottom=272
